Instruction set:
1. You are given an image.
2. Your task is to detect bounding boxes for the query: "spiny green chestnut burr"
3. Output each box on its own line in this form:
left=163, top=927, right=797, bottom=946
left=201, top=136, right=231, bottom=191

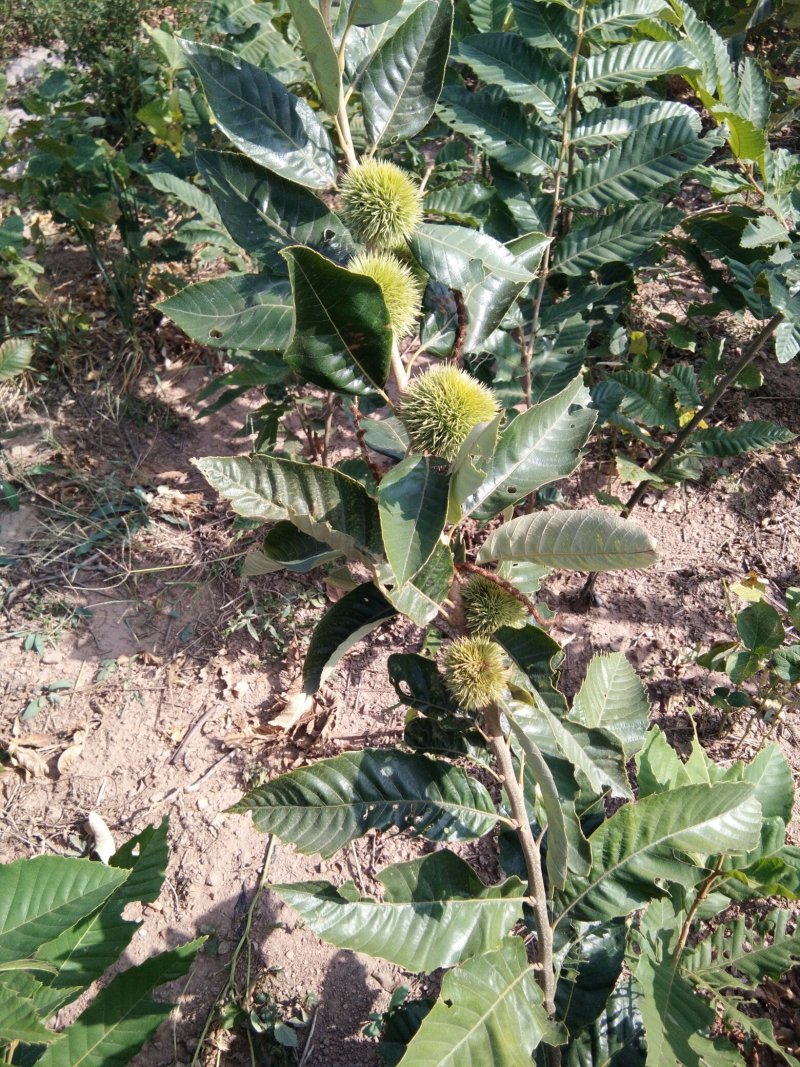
left=442, top=636, right=508, bottom=712
left=399, top=365, right=499, bottom=462
left=340, top=159, right=423, bottom=249
left=349, top=251, right=422, bottom=339
left=462, top=575, right=527, bottom=636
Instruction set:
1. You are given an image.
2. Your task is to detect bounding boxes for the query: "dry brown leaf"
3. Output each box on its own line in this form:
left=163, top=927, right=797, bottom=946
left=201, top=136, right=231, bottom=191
left=10, top=732, right=59, bottom=748
left=223, top=725, right=273, bottom=748
left=151, top=486, right=204, bottom=516
left=86, top=811, right=115, bottom=864
left=268, top=689, right=315, bottom=732
left=8, top=743, right=49, bottom=779
left=56, top=742, right=84, bottom=776
left=138, top=651, right=163, bottom=666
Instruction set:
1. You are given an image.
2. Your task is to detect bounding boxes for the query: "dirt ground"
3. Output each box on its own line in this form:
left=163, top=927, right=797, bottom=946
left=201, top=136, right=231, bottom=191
left=1, top=321, right=799, bottom=1064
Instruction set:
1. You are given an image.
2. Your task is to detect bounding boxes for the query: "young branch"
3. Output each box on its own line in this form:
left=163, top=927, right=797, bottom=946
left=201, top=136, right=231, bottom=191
left=390, top=337, right=409, bottom=392
left=621, top=312, right=783, bottom=517
left=524, top=0, right=588, bottom=409
left=352, top=398, right=385, bottom=484
left=189, top=836, right=277, bottom=1066
left=482, top=703, right=558, bottom=1023
left=451, top=288, right=467, bottom=364
left=673, top=856, right=725, bottom=964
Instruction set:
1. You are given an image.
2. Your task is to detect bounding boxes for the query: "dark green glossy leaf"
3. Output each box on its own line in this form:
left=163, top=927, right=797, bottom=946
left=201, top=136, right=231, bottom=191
left=31, top=821, right=169, bottom=1018
left=388, top=653, right=459, bottom=717
left=284, top=246, right=392, bottom=398
left=379, top=457, right=449, bottom=587
left=0, top=860, right=127, bottom=965
left=558, top=782, right=762, bottom=922
left=231, top=748, right=497, bottom=855
left=274, top=850, right=525, bottom=972
left=399, top=937, right=562, bottom=1064
left=408, top=223, right=540, bottom=350
left=351, top=0, right=406, bottom=25
left=194, top=454, right=383, bottom=561
left=463, top=374, right=596, bottom=520
left=0, top=977, right=54, bottom=1044
left=736, top=600, right=784, bottom=655
left=287, top=0, right=341, bottom=114
left=569, top=653, right=649, bottom=757
left=554, top=205, right=681, bottom=276
left=612, top=370, right=678, bottom=430
left=511, top=0, right=575, bottom=53
left=33, top=939, right=205, bottom=1067
left=360, top=416, right=410, bottom=460
left=565, top=121, right=722, bottom=209
left=556, top=920, right=627, bottom=1031
left=378, top=540, right=454, bottom=626
left=584, top=0, right=669, bottom=33
left=197, top=150, right=351, bottom=260
left=304, top=582, right=395, bottom=693
left=180, top=40, right=336, bottom=189
left=563, top=977, right=646, bottom=1067
left=692, top=421, right=796, bottom=457
left=362, top=0, right=454, bottom=145
left=457, top=32, right=566, bottom=119
left=576, top=42, right=699, bottom=93
left=158, top=275, right=292, bottom=350
left=634, top=950, right=719, bottom=1067
left=247, top=521, right=340, bottom=575
left=437, top=86, right=558, bottom=177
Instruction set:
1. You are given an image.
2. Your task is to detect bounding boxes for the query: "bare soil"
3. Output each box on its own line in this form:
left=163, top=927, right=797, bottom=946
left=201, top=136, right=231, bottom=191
left=1, top=319, right=799, bottom=1066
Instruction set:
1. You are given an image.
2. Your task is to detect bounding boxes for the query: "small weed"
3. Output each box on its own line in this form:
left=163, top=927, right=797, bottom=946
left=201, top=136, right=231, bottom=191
left=222, top=587, right=326, bottom=661
left=14, top=595, right=92, bottom=651
left=94, top=657, right=119, bottom=683
left=22, top=678, right=73, bottom=720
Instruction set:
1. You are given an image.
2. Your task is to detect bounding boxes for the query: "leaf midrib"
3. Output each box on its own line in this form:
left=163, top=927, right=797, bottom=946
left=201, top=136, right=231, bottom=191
left=366, top=0, right=444, bottom=141
left=558, top=786, right=750, bottom=923
left=291, top=252, right=387, bottom=394
left=284, top=890, right=523, bottom=909
left=418, top=965, right=535, bottom=1064
left=566, top=120, right=700, bottom=202
left=250, top=795, right=494, bottom=818
left=439, top=91, right=556, bottom=171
